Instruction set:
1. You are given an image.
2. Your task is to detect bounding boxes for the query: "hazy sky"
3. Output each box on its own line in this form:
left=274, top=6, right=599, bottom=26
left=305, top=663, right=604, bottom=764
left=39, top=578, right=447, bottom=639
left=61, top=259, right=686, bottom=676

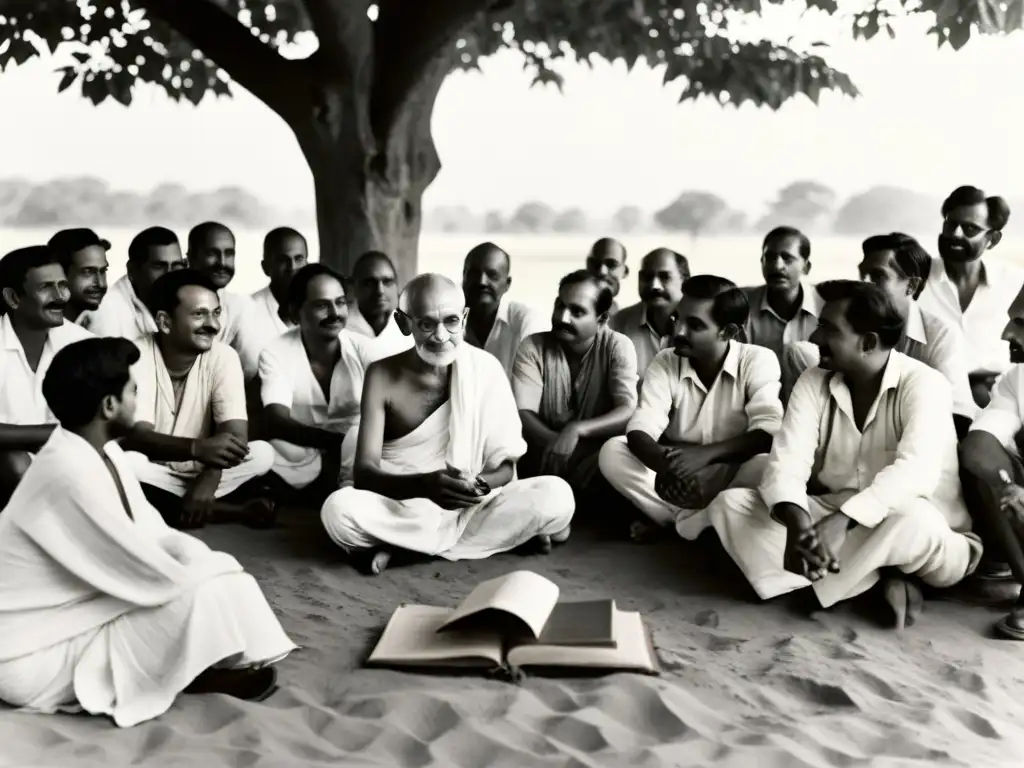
left=1, top=10, right=1023, bottom=219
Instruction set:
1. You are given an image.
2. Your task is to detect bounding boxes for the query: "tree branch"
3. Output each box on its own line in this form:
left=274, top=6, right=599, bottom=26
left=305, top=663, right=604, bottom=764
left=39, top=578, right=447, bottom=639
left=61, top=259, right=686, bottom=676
left=132, top=0, right=298, bottom=113
left=371, top=0, right=497, bottom=140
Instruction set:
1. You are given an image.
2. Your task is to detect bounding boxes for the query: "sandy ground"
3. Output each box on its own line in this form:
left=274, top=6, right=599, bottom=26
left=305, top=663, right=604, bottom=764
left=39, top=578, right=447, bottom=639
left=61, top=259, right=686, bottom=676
left=3, top=513, right=1024, bottom=768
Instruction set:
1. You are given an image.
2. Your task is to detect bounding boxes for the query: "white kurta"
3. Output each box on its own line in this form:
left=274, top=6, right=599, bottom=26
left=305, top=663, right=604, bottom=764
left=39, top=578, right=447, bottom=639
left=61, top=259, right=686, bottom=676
left=599, top=342, right=783, bottom=537
left=346, top=306, right=414, bottom=360
left=468, top=296, right=549, bottom=379
left=237, top=285, right=293, bottom=379
left=217, top=289, right=252, bottom=351
left=708, top=352, right=983, bottom=607
left=781, top=302, right=977, bottom=418
left=125, top=335, right=273, bottom=497
left=0, top=428, right=296, bottom=727
left=0, top=315, right=95, bottom=425
left=79, top=275, right=155, bottom=340
left=321, top=344, right=575, bottom=559
left=970, top=364, right=1024, bottom=456
left=259, top=327, right=377, bottom=488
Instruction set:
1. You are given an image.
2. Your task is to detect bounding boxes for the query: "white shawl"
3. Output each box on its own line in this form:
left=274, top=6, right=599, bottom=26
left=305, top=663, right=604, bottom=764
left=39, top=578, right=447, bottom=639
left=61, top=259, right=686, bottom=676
left=0, top=429, right=242, bottom=661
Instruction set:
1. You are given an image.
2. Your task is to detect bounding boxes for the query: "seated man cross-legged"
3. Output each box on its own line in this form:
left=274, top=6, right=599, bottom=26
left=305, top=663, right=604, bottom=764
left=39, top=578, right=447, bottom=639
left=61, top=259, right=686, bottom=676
left=600, top=275, right=784, bottom=541
left=513, top=270, right=639, bottom=504
left=321, top=274, right=575, bottom=575
left=259, top=264, right=377, bottom=497
left=0, top=338, right=295, bottom=727
left=708, top=280, right=982, bottom=630
left=120, top=270, right=275, bottom=529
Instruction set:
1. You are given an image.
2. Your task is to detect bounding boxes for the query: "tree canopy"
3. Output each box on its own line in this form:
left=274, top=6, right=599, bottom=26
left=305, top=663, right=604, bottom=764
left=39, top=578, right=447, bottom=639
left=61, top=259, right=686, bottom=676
left=2, top=0, right=1017, bottom=113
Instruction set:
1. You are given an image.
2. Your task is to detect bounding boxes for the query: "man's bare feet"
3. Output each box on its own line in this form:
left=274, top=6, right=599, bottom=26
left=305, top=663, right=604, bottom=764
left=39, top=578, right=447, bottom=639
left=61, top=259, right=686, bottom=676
left=354, top=549, right=392, bottom=575
left=184, top=666, right=278, bottom=701
left=882, top=575, right=924, bottom=630
left=995, top=605, right=1024, bottom=640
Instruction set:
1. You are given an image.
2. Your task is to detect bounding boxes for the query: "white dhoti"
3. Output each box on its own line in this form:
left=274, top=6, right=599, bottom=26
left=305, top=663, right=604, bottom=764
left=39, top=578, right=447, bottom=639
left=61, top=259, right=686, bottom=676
left=780, top=341, right=819, bottom=404
left=708, top=488, right=984, bottom=606
left=269, top=441, right=326, bottom=490
left=0, top=572, right=295, bottom=728
left=598, top=436, right=768, bottom=540
left=124, top=440, right=275, bottom=497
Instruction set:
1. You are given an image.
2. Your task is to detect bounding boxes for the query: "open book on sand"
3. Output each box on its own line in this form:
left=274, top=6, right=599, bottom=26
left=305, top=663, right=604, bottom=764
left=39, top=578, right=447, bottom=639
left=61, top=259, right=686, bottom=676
left=366, top=570, right=659, bottom=675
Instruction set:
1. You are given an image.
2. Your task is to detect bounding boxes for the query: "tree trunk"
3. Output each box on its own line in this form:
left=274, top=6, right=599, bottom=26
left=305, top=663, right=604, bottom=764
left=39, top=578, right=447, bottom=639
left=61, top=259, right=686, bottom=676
left=291, top=56, right=450, bottom=286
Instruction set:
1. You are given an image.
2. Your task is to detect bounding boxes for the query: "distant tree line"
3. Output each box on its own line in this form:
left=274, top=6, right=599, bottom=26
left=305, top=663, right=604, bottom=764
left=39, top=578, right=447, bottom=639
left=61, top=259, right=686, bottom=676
left=0, top=177, right=311, bottom=230
left=424, top=181, right=1024, bottom=238
left=2, top=178, right=1017, bottom=239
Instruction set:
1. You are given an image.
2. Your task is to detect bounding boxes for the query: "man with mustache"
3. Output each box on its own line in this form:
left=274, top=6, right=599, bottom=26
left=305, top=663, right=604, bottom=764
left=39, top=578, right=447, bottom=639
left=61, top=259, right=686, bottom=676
left=610, top=248, right=690, bottom=383
left=600, top=275, right=783, bottom=542
left=186, top=222, right=252, bottom=351
left=782, top=233, right=976, bottom=437
left=259, top=264, right=377, bottom=497
left=119, top=270, right=275, bottom=530
left=916, top=186, right=1022, bottom=408
left=585, top=238, right=628, bottom=317
left=320, top=274, right=574, bottom=576
left=84, top=226, right=185, bottom=340
left=462, top=242, right=547, bottom=378
left=741, top=227, right=820, bottom=402
left=47, top=228, right=110, bottom=325
left=0, top=245, right=95, bottom=504
left=236, top=227, right=308, bottom=380
left=959, top=285, right=1024, bottom=637
left=708, top=281, right=982, bottom=630
left=345, top=250, right=414, bottom=359
left=512, top=270, right=638, bottom=501
left=0, top=337, right=296, bottom=725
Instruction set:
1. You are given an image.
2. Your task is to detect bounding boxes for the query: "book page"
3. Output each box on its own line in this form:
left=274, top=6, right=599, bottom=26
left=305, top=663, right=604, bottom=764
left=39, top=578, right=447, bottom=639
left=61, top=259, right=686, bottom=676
left=366, top=604, right=504, bottom=668
left=506, top=610, right=658, bottom=673
left=438, top=570, right=560, bottom=640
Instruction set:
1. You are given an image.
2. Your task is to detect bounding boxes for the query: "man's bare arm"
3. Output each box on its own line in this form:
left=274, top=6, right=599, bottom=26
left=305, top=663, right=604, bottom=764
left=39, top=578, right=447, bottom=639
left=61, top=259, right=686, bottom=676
left=263, top=404, right=341, bottom=451
left=480, top=460, right=514, bottom=490
left=352, top=363, right=433, bottom=499
left=0, top=424, right=55, bottom=452
left=121, top=422, right=196, bottom=462
left=520, top=410, right=559, bottom=446
left=574, top=403, right=634, bottom=441
left=626, top=430, right=669, bottom=472
left=703, top=429, right=774, bottom=464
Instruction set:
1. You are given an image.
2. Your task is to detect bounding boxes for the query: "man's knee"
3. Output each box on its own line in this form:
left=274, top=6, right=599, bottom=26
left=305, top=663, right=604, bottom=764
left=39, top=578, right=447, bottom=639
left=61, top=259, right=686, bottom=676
left=598, top=436, right=633, bottom=479
left=522, top=474, right=575, bottom=516
left=245, top=440, right=276, bottom=476
left=320, top=487, right=371, bottom=550
left=708, top=487, right=763, bottom=526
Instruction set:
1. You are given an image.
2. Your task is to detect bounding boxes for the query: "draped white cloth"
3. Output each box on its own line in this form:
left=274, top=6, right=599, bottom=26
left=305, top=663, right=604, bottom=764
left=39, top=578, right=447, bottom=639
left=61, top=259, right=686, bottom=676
left=0, top=429, right=296, bottom=727
left=321, top=344, right=575, bottom=559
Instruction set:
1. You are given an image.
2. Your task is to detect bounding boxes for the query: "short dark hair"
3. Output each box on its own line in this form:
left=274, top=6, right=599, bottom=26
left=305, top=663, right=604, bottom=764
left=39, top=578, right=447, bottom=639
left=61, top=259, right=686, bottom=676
left=148, top=268, right=219, bottom=317
left=941, top=186, right=1010, bottom=232
left=42, top=337, right=140, bottom=430
left=263, top=227, right=306, bottom=255
left=644, top=248, right=690, bottom=278
left=48, top=228, right=111, bottom=273
left=287, top=263, right=346, bottom=314
left=862, top=232, right=932, bottom=300
left=816, top=279, right=906, bottom=349
left=465, top=242, right=511, bottom=272
left=681, top=274, right=749, bottom=328
left=0, top=245, right=63, bottom=316
left=128, top=227, right=179, bottom=265
left=352, top=250, right=397, bottom=280
left=187, top=221, right=234, bottom=252
left=558, top=269, right=614, bottom=316
left=763, top=226, right=811, bottom=260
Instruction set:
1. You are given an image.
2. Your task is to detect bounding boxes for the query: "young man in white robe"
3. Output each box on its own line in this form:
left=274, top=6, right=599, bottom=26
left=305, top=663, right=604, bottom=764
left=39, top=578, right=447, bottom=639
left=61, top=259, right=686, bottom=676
left=48, top=228, right=110, bottom=325
left=0, top=337, right=296, bottom=727
left=462, top=242, right=549, bottom=378
left=0, top=245, right=95, bottom=503
left=79, top=226, right=185, bottom=337
left=321, top=274, right=575, bottom=575
left=959, top=285, right=1024, bottom=637
left=185, top=222, right=253, bottom=350
left=120, top=269, right=276, bottom=529
left=708, top=280, right=983, bottom=629
left=781, top=233, right=976, bottom=437
left=259, top=264, right=376, bottom=497
left=599, top=275, right=784, bottom=542
left=237, top=227, right=307, bottom=379
left=345, top=250, right=413, bottom=360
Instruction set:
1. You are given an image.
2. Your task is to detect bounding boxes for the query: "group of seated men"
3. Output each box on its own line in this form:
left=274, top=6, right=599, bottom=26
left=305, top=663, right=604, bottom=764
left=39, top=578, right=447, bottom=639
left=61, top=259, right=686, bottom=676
left=5, top=183, right=1024, bottom=724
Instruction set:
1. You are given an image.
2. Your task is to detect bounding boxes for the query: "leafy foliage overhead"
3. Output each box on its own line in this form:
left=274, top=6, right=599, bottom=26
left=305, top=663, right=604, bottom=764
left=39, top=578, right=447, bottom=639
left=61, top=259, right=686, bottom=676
left=0, top=0, right=1020, bottom=114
